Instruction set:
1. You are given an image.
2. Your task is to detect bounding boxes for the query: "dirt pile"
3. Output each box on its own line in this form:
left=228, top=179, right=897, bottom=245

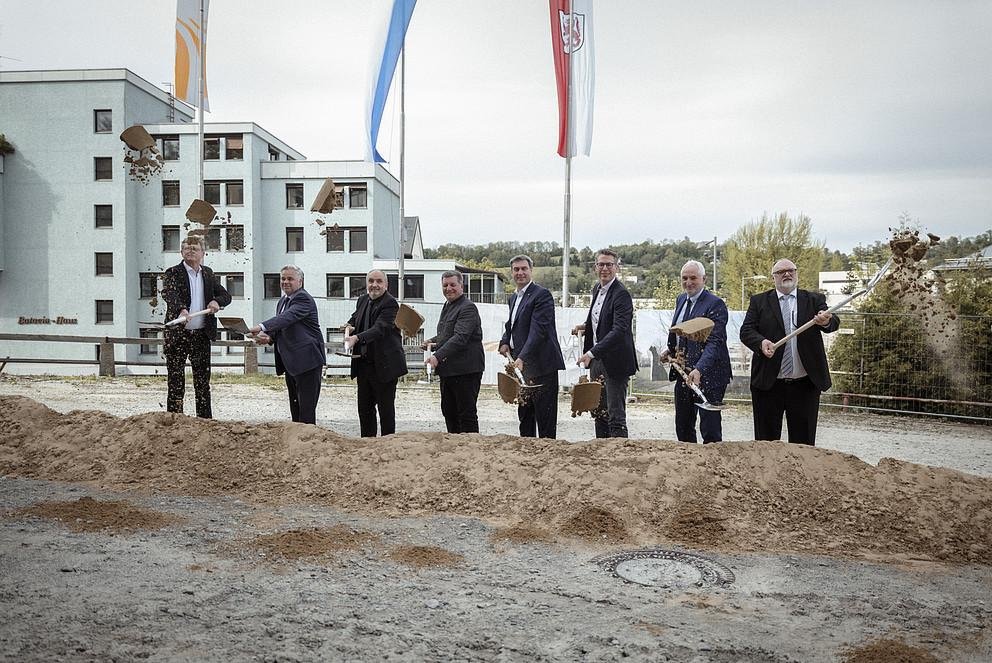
left=2, top=395, right=991, bottom=564
left=842, top=637, right=941, bottom=663
left=14, top=496, right=184, bottom=533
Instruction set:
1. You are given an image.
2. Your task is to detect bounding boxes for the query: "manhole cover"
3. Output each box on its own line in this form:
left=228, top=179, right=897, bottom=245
left=592, top=548, right=735, bottom=588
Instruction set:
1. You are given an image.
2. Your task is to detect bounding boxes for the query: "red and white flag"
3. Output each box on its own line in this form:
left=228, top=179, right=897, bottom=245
left=549, top=0, right=595, bottom=157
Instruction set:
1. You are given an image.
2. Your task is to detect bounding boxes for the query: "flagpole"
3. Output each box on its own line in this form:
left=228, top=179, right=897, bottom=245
left=561, top=4, right=574, bottom=308
left=398, top=38, right=406, bottom=303
left=196, top=0, right=205, bottom=202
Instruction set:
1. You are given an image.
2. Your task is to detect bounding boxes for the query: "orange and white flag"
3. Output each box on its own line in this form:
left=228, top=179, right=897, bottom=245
left=174, top=0, right=210, bottom=110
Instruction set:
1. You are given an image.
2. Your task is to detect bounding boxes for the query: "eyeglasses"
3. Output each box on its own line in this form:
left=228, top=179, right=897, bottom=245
left=773, top=268, right=796, bottom=275
left=595, top=262, right=617, bottom=269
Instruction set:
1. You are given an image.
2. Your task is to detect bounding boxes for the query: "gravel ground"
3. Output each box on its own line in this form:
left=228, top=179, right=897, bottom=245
left=2, top=376, right=992, bottom=662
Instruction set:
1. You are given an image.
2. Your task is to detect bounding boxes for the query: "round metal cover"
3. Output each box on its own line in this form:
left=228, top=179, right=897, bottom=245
left=593, top=548, right=734, bottom=588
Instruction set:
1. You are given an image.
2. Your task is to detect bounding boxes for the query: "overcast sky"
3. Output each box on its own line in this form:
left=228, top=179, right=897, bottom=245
left=2, top=0, right=991, bottom=251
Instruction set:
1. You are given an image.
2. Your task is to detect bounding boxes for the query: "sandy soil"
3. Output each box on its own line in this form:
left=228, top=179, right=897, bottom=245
left=2, top=376, right=992, bottom=662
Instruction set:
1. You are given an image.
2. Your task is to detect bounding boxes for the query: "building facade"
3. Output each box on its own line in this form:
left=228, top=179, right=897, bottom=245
left=0, top=68, right=504, bottom=374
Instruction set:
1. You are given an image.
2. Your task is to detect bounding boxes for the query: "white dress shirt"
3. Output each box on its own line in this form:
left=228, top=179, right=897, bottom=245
left=508, top=282, right=532, bottom=350
left=183, top=262, right=206, bottom=330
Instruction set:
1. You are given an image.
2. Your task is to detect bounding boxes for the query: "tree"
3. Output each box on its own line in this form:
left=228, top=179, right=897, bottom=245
left=722, top=212, right=826, bottom=310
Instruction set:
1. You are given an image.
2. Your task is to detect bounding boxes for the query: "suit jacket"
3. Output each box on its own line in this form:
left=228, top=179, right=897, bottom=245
left=428, top=295, right=485, bottom=377
left=259, top=288, right=325, bottom=377
left=499, top=281, right=565, bottom=378
left=740, top=288, right=840, bottom=392
left=161, top=261, right=231, bottom=344
left=347, top=292, right=408, bottom=382
left=582, top=279, right=637, bottom=378
left=667, top=288, right=732, bottom=394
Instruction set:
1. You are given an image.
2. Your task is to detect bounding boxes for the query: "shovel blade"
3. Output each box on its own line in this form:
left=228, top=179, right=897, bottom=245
left=695, top=402, right=727, bottom=412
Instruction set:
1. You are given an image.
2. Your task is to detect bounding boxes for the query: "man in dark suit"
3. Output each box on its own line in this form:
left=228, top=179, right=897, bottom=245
left=424, top=271, right=485, bottom=433
left=660, top=260, right=732, bottom=443
left=575, top=249, right=638, bottom=438
left=740, top=258, right=839, bottom=445
left=498, top=255, right=565, bottom=438
left=161, top=235, right=231, bottom=419
left=344, top=269, right=408, bottom=437
left=249, top=265, right=325, bottom=425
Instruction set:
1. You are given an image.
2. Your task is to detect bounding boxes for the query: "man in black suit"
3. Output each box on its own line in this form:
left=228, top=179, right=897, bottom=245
left=161, top=235, right=231, bottom=418
left=740, top=258, right=839, bottom=445
left=575, top=249, right=638, bottom=438
left=249, top=265, right=325, bottom=425
left=424, top=271, right=485, bottom=433
left=660, top=260, right=732, bottom=443
left=499, top=255, right=565, bottom=438
left=344, top=269, right=408, bottom=437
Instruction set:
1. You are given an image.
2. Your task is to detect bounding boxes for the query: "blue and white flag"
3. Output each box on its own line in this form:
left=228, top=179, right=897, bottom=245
left=366, top=0, right=418, bottom=163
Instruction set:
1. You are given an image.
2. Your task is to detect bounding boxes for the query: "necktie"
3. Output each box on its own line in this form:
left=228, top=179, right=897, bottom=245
left=278, top=296, right=287, bottom=314
left=780, top=295, right=794, bottom=377
left=676, top=297, right=694, bottom=347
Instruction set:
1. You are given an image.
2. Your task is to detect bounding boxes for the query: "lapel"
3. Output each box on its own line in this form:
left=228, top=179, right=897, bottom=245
left=673, top=293, right=688, bottom=323
left=596, top=282, right=614, bottom=334
left=176, top=261, right=192, bottom=306
left=586, top=283, right=600, bottom=321
left=770, top=290, right=787, bottom=336
left=511, top=285, right=532, bottom=329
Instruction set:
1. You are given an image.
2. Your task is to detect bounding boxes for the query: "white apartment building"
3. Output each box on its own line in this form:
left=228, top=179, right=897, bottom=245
left=0, top=68, right=504, bottom=374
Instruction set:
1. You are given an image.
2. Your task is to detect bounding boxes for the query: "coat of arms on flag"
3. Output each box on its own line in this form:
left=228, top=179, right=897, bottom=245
left=558, top=10, right=586, bottom=54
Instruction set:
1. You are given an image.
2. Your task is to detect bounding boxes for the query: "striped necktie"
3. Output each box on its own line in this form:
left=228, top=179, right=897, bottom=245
left=779, top=295, right=794, bottom=377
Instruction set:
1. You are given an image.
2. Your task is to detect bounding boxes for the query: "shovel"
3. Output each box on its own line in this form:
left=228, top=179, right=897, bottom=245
left=771, top=256, right=894, bottom=351
left=139, top=308, right=213, bottom=330
left=335, top=325, right=355, bottom=358
left=663, top=357, right=726, bottom=412
left=418, top=343, right=435, bottom=385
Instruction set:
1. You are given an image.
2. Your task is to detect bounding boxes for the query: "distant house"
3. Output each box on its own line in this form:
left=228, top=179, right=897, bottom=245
left=931, top=245, right=992, bottom=273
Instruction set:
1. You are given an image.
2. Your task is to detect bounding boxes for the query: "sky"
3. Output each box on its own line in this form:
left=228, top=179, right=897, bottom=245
left=2, top=0, right=991, bottom=252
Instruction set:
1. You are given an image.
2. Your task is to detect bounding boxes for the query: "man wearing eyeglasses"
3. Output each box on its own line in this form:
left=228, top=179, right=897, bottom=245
left=574, top=249, right=638, bottom=438
left=740, top=258, right=839, bottom=445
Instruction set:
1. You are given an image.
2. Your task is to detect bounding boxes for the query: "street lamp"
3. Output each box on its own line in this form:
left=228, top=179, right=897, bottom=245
left=741, top=275, right=768, bottom=310
left=696, top=236, right=718, bottom=292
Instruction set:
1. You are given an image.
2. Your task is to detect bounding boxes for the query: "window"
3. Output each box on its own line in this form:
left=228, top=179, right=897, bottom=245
left=162, top=180, right=180, bottom=206
left=94, top=157, right=113, bottom=181
left=94, top=205, right=113, bottom=228
left=94, top=109, right=112, bottom=133
left=264, top=274, right=281, bottom=299
left=226, top=181, right=244, bottom=205
left=349, top=228, right=368, bottom=252
left=326, top=275, right=344, bottom=298
left=95, top=253, right=113, bottom=276
left=139, top=328, right=159, bottom=355
left=203, top=137, right=220, bottom=160
left=139, top=273, right=158, bottom=298
left=225, top=329, right=245, bottom=355
left=225, top=135, right=243, bottom=160
left=349, top=185, right=368, bottom=209
left=326, top=227, right=344, bottom=252
left=218, top=273, right=244, bottom=298
left=203, top=182, right=221, bottom=205
left=286, top=228, right=304, bottom=252
left=268, top=145, right=280, bottom=161
left=162, top=226, right=180, bottom=252
left=387, top=274, right=425, bottom=300
left=203, top=228, right=221, bottom=251
left=349, top=275, right=366, bottom=298
left=161, top=136, right=180, bottom=161
left=226, top=225, right=244, bottom=251
left=334, top=185, right=345, bottom=209
left=286, top=183, right=304, bottom=209
left=95, top=300, right=114, bottom=324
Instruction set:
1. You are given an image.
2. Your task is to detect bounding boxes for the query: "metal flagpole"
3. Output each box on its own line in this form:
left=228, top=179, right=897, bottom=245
left=561, top=4, right=574, bottom=308
left=398, top=39, right=406, bottom=302
left=196, top=0, right=205, bottom=202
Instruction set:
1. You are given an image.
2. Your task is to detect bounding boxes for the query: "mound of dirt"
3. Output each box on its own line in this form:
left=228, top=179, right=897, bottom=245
left=16, top=496, right=184, bottom=533
left=388, top=545, right=464, bottom=569
left=2, top=395, right=991, bottom=564
left=250, top=525, right=381, bottom=561
left=842, top=638, right=941, bottom=663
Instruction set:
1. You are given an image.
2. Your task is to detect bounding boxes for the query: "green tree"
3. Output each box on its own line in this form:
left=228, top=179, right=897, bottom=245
left=722, top=212, right=826, bottom=310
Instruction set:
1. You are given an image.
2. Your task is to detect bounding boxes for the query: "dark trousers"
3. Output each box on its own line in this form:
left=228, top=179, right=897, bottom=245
left=590, top=359, right=629, bottom=438
left=439, top=372, right=482, bottom=433
left=674, top=379, right=724, bottom=443
left=356, top=361, right=398, bottom=437
left=751, top=376, right=821, bottom=445
left=518, top=371, right=559, bottom=439
left=165, top=330, right=213, bottom=419
left=285, top=365, right=322, bottom=425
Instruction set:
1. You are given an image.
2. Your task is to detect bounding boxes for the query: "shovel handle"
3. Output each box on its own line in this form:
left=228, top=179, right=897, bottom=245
left=165, top=308, right=212, bottom=326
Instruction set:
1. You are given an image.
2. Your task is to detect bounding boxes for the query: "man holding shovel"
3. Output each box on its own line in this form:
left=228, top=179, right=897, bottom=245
left=740, top=258, right=839, bottom=445
left=424, top=271, right=485, bottom=433
left=161, top=235, right=231, bottom=418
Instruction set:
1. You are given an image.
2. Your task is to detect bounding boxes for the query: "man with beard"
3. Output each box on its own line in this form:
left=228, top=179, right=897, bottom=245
left=740, top=258, right=839, bottom=445
left=424, top=271, right=485, bottom=433
left=344, top=269, right=408, bottom=436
